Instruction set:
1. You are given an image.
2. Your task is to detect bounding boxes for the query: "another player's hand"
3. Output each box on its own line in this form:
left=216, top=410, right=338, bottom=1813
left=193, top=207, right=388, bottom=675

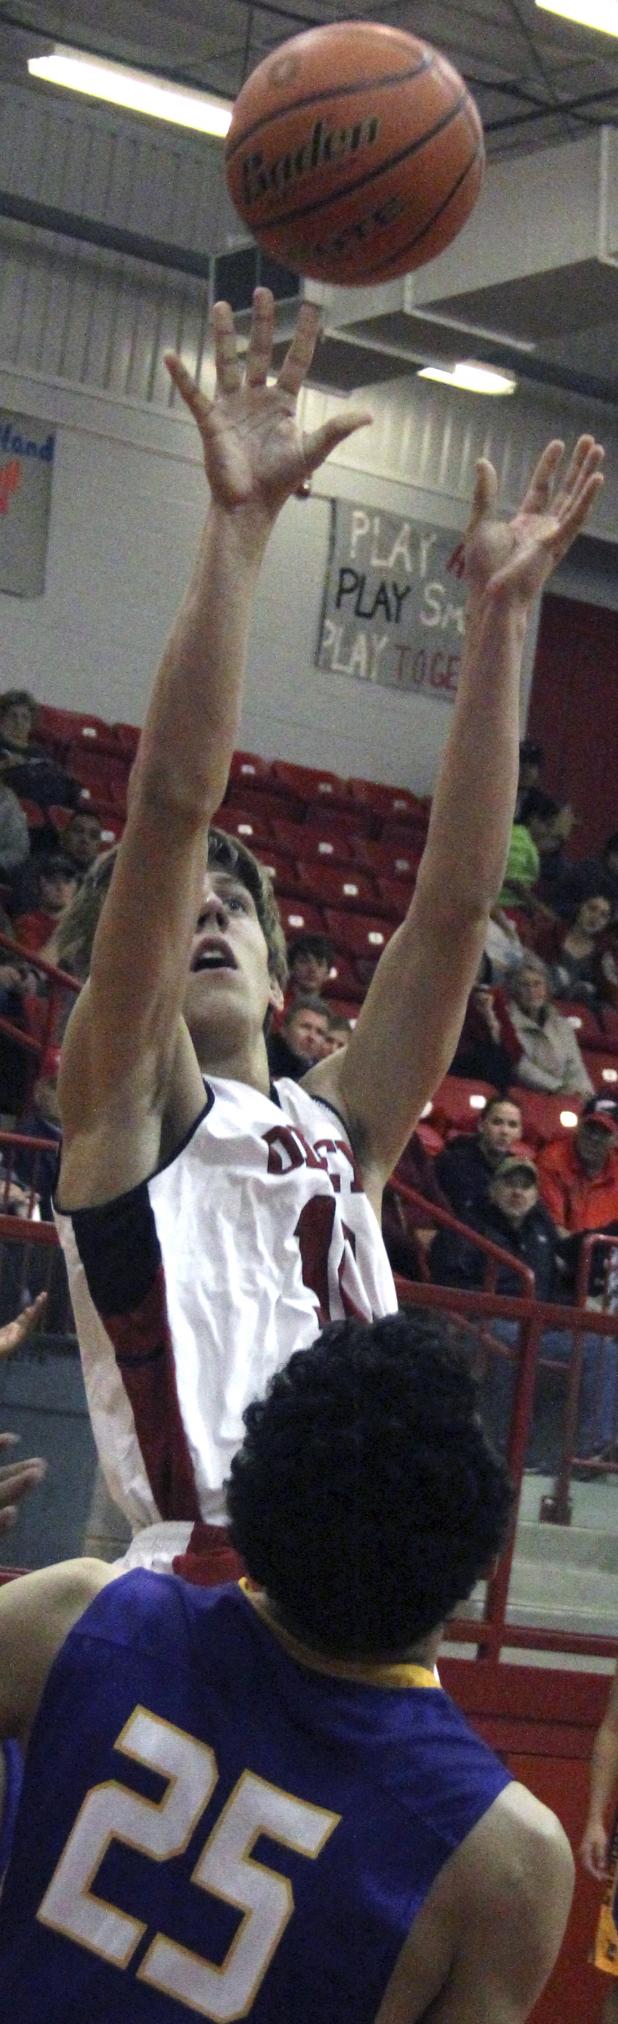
left=0, top=1291, right=46, bottom=1359
left=579, top=1819, right=610, bottom=1880
left=0, top=1432, right=46, bottom=1532
left=463, top=436, right=604, bottom=607
left=164, top=287, right=372, bottom=518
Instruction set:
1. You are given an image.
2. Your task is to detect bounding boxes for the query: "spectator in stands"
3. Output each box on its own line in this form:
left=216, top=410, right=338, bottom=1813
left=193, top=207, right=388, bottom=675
left=506, top=953, right=593, bottom=1096
left=8, top=810, right=103, bottom=919
left=13, top=1048, right=61, bottom=1222
left=450, top=955, right=522, bottom=1091
left=430, top=1153, right=616, bottom=1471
left=12, top=857, right=78, bottom=955
left=286, top=932, right=333, bottom=999
left=537, top=1099, right=618, bottom=1277
left=267, top=994, right=330, bottom=1080
left=436, top=1094, right=524, bottom=1223
left=61, top=810, right=103, bottom=880
left=322, top=1010, right=353, bottom=1054
left=0, top=689, right=80, bottom=816
left=515, top=738, right=544, bottom=819
left=0, top=785, right=29, bottom=878
left=484, top=905, right=524, bottom=982
left=534, top=892, right=617, bottom=1012
left=549, top=832, right=618, bottom=923
left=498, top=791, right=565, bottom=912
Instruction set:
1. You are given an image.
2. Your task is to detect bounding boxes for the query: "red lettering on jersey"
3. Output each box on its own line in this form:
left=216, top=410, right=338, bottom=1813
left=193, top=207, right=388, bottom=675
left=263, top=1124, right=328, bottom=1177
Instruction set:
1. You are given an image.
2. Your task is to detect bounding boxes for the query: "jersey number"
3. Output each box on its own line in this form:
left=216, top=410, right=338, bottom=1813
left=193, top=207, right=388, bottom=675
left=37, top=1704, right=339, bottom=2019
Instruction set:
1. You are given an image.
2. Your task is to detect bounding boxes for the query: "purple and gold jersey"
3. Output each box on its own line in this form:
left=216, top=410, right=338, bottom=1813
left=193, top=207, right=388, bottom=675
left=0, top=1572, right=510, bottom=2021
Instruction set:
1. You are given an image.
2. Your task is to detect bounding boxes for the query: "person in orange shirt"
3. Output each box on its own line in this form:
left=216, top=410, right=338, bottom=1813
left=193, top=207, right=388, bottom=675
left=537, top=1098, right=618, bottom=1244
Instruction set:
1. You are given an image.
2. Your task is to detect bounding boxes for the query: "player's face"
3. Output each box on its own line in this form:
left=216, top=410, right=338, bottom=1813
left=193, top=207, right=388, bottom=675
left=184, top=869, right=280, bottom=1041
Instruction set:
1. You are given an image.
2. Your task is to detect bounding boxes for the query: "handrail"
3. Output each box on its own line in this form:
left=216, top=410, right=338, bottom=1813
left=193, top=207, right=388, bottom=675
left=393, top=1179, right=535, bottom=1294
left=576, top=1230, right=618, bottom=1308
left=0, top=931, right=79, bottom=992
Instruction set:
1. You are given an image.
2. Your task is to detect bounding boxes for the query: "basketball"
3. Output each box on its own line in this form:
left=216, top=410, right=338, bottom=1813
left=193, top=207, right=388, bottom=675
left=225, top=21, right=484, bottom=287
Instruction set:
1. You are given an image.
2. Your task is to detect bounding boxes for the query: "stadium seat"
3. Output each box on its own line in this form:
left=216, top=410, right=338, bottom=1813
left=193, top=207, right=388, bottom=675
left=228, top=751, right=273, bottom=793
left=516, top=1088, right=583, bottom=1147
left=257, top=852, right=305, bottom=897
left=322, top=953, right=363, bottom=1002
left=380, top=815, right=431, bottom=850
left=295, top=864, right=378, bottom=912
left=429, top=1077, right=495, bottom=1134
left=304, top=804, right=375, bottom=840
left=562, top=1001, right=618, bottom=1054
left=350, top=836, right=422, bottom=880
left=214, top=805, right=273, bottom=849
left=269, top=760, right=350, bottom=812
left=581, top=1051, right=618, bottom=1093
left=65, top=717, right=124, bottom=758
left=111, top=722, right=141, bottom=758
left=374, top=878, right=410, bottom=922
left=66, top=746, right=128, bottom=798
left=271, top=821, right=354, bottom=867
left=277, top=898, right=327, bottom=937
left=347, top=778, right=429, bottom=825
left=323, top=910, right=393, bottom=961
left=99, top=813, right=125, bottom=846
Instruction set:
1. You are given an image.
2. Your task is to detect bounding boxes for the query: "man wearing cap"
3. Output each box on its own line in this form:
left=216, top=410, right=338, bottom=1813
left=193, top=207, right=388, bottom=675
left=431, top=1151, right=617, bottom=1469
left=537, top=1099, right=618, bottom=1252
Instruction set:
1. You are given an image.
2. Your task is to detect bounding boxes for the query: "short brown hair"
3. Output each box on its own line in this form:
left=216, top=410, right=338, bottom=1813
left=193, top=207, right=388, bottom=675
left=0, top=686, right=37, bottom=724
left=55, top=825, right=288, bottom=988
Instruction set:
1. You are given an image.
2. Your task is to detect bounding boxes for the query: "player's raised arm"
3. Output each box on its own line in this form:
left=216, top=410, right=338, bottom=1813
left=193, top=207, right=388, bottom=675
left=58, top=289, right=371, bottom=1186
left=307, top=436, right=604, bottom=1198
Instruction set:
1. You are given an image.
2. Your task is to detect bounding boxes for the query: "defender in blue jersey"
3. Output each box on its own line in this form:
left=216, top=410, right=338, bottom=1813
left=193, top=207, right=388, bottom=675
left=0, top=1311, right=573, bottom=2021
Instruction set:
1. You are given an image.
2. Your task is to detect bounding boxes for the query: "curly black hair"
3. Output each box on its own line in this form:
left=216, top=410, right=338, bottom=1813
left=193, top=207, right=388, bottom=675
left=227, top=1311, right=513, bottom=1659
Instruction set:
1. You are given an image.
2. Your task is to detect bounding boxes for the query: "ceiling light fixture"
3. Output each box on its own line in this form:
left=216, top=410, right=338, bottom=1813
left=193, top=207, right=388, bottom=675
left=417, top=360, right=517, bottom=395
left=28, top=47, right=233, bottom=138
left=535, top=0, right=618, bottom=33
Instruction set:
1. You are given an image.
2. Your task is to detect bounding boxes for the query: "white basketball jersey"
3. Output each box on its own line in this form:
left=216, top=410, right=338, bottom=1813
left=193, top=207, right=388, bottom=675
left=55, top=1077, right=396, bottom=1533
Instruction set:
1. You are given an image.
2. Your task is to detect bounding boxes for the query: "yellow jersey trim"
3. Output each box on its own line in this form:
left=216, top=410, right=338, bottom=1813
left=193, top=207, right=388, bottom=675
left=240, top=1583, right=439, bottom=1691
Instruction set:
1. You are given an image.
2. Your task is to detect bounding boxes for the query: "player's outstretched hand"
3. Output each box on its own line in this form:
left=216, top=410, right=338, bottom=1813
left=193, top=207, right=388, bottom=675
left=0, top=1432, right=46, bottom=1533
left=0, top=1291, right=46, bottom=1360
left=463, top=435, right=604, bottom=606
left=164, top=287, right=372, bottom=517
left=579, top=1819, right=610, bottom=1881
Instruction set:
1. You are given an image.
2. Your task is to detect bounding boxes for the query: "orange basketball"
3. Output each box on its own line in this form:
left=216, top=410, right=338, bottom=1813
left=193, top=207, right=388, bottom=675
left=225, top=21, right=484, bottom=287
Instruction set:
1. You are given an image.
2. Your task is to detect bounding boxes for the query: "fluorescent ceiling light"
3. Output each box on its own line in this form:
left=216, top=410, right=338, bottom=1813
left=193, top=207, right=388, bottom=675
left=28, top=48, right=232, bottom=137
left=535, top=0, right=618, bottom=33
left=418, top=360, right=517, bottom=395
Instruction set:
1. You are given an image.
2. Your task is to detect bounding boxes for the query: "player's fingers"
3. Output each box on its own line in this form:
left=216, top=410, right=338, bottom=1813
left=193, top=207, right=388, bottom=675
left=211, top=300, right=243, bottom=394
left=0, top=1505, right=16, bottom=1532
left=302, top=408, right=373, bottom=474
left=0, top=1289, right=47, bottom=1358
left=244, top=287, right=275, bottom=387
left=0, top=1457, right=46, bottom=1492
left=277, top=301, right=321, bottom=396
left=465, top=458, right=498, bottom=532
left=555, top=441, right=604, bottom=519
left=164, top=353, right=212, bottom=425
left=548, top=470, right=604, bottom=554
left=518, top=439, right=564, bottom=517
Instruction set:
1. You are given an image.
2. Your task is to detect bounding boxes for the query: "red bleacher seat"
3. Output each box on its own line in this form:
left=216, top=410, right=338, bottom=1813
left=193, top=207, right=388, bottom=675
left=304, top=805, right=375, bottom=839
left=214, top=805, right=273, bottom=849
left=380, top=815, right=431, bottom=849
left=270, top=820, right=353, bottom=867
left=350, top=836, right=422, bottom=880
left=257, top=853, right=305, bottom=897
left=228, top=751, right=273, bottom=793
left=374, top=878, right=410, bottom=922
left=296, top=864, right=378, bottom=912
left=65, top=717, right=123, bottom=758
left=98, top=813, right=125, bottom=846
left=269, top=760, right=350, bottom=811
left=562, top=1001, right=618, bottom=1054
left=322, top=953, right=363, bottom=1002
left=347, top=778, right=429, bottom=824
left=429, top=1077, right=495, bottom=1134
left=224, top=786, right=302, bottom=827
left=278, top=898, right=326, bottom=937
left=516, top=1088, right=583, bottom=1148
left=112, top=722, right=141, bottom=758
left=66, top=746, right=128, bottom=797
left=323, top=910, right=393, bottom=961
left=582, top=1052, right=618, bottom=1093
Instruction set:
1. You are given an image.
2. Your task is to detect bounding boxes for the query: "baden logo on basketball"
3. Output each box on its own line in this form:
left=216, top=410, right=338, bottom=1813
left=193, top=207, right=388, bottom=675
left=241, top=116, right=381, bottom=208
